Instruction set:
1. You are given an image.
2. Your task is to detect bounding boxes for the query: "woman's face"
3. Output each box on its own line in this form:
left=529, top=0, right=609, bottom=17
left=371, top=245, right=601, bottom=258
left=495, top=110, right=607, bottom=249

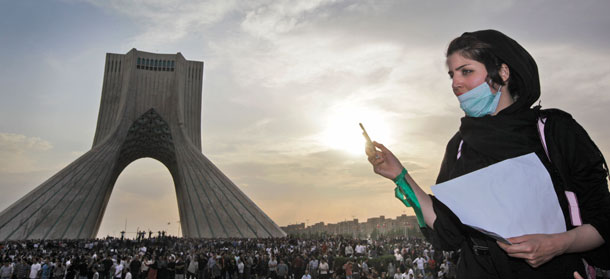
left=446, top=52, right=489, bottom=96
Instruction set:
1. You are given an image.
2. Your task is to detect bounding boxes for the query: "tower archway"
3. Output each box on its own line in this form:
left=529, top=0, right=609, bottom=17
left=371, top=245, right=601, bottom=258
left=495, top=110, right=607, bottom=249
left=98, top=157, right=180, bottom=238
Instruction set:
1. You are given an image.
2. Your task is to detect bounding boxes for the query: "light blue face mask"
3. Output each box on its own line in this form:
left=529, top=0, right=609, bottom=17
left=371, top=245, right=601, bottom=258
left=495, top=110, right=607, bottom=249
left=457, top=82, right=502, bottom=117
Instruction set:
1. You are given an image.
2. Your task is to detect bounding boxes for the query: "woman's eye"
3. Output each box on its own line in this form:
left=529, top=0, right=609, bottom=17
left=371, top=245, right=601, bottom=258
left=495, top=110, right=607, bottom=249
left=462, top=69, right=472, bottom=75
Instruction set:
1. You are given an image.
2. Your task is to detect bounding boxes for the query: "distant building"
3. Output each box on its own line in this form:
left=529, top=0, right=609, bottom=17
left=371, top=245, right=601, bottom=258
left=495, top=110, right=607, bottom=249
left=281, top=214, right=418, bottom=237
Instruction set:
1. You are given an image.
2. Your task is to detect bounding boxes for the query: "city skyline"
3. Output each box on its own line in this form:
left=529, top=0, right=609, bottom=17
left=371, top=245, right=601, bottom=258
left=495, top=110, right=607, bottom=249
left=1, top=1, right=609, bottom=238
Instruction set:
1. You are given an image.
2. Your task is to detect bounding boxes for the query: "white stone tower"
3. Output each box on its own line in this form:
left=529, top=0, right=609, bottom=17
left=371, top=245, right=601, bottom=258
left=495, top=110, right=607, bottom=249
left=0, top=49, right=286, bottom=240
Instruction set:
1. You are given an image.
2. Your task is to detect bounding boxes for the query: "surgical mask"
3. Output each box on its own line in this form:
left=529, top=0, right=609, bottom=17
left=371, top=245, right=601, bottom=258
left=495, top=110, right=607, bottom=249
left=457, top=82, right=502, bottom=117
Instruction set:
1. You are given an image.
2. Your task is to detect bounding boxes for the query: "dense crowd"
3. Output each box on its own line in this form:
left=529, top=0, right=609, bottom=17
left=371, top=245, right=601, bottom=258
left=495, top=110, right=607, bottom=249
left=0, top=236, right=460, bottom=279
left=3, top=235, right=608, bottom=279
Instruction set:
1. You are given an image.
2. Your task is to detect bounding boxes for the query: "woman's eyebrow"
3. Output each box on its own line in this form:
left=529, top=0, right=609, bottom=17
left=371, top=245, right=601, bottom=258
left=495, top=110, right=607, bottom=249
left=448, top=64, right=470, bottom=75
left=455, top=64, right=470, bottom=71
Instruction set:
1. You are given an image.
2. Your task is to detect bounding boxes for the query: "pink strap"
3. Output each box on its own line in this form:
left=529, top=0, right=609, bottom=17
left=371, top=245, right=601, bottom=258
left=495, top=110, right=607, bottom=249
left=537, top=117, right=551, bottom=162
left=565, top=191, right=583, bottom=226
left=457, top=140, right=463, bottom=160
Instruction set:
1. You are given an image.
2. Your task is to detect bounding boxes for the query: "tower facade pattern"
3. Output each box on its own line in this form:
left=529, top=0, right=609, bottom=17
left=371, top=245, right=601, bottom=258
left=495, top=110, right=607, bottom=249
left=0, top=49, right=286, bottom=239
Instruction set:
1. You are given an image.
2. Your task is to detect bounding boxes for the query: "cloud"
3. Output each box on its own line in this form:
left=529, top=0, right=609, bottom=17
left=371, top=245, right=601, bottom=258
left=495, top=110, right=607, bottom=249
left=0, top=133, right=52, bottom=152
left=0, top=133, right=53, bottom=173
left=205, top=138, right=436, bottom=226
left=85, top=0, right=239, bottom=48
left=240, top=0, right=341, bottom=40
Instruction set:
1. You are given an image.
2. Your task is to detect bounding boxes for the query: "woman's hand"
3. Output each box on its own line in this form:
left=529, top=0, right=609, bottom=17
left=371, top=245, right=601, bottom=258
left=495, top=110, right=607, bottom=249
left=496, top=233, right=571, bottom=268
left=498, top=224, right=604, bottom=269
left=366, top=141, right=437, bottom=228
left=366, top=141, right=404, bottom=180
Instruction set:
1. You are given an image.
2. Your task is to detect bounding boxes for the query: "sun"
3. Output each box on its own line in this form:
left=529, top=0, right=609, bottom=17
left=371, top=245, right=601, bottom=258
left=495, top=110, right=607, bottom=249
left=319, top=104, right=392, bottom=155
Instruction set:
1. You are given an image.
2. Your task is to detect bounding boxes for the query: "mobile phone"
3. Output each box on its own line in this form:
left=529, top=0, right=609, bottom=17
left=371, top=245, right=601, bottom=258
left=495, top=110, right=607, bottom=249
left=359, top=123, right=373, bottom=145
left=359, top=123, right=376, bottom=156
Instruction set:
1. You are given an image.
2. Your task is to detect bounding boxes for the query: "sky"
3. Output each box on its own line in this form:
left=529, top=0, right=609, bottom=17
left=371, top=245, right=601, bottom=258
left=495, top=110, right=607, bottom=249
left=0, top=0, right=609, bottom=238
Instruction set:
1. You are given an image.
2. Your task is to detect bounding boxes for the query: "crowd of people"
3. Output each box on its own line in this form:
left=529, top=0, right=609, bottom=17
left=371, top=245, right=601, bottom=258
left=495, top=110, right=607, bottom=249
left=0, top=236, right=460, bottom=279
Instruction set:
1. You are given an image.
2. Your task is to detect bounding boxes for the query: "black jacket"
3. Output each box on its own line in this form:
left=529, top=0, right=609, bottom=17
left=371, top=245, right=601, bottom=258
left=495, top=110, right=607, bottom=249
left=424, top=108, right=609, bottom=278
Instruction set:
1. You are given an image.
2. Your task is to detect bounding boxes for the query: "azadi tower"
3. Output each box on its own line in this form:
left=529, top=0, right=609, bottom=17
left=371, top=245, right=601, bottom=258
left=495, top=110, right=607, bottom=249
left=0, top=49, right=286, bottom=240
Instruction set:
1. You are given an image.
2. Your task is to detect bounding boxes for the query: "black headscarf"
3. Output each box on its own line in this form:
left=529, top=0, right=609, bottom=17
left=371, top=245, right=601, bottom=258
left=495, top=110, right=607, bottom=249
left=462, top=29, right=540, bottom=114
left=437, top=30, right=543, bottom=182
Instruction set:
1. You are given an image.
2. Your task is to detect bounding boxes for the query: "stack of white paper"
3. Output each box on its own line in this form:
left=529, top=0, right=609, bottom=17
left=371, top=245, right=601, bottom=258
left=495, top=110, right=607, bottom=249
left=431, top=153, right=566, bottom=243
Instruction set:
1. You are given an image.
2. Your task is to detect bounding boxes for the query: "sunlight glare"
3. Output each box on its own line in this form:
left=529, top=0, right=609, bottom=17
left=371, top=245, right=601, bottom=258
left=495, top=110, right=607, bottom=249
left=320, top=105, right=392, bottom=155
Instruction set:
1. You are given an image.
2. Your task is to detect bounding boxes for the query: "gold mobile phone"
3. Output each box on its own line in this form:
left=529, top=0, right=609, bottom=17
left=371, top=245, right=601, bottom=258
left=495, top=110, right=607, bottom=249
left=359, top=123, right=375, bottom=156
left=359, top=123, right=373, bottom=145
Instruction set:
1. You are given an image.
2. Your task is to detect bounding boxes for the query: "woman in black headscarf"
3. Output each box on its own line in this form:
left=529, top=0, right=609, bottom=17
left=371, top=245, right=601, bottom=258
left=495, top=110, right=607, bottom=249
left=367, top=30, right=610, bottom=278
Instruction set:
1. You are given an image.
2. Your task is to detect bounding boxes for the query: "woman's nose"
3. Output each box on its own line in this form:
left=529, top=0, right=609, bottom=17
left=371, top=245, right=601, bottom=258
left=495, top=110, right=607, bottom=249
left=451, top=76, right=462, bottom=92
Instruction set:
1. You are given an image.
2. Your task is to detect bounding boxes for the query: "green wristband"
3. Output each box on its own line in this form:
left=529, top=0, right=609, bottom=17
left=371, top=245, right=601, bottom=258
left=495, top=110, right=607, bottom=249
left=393, top=168, right=408, bottom=183
left=393, top=168, right=426, bottom=228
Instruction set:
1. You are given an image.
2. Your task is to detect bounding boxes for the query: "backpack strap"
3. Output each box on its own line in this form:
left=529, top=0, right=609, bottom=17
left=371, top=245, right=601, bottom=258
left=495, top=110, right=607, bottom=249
left=537, top=117, right=551, bottom=162
left=536, top=115, right=583, bottom=227
left=456, top=140, right=464, bottom=160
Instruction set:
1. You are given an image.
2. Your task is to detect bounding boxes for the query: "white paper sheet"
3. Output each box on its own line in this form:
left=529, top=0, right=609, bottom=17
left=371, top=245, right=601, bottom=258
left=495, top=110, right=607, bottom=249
left=431, top=152, right=566, bottom=242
